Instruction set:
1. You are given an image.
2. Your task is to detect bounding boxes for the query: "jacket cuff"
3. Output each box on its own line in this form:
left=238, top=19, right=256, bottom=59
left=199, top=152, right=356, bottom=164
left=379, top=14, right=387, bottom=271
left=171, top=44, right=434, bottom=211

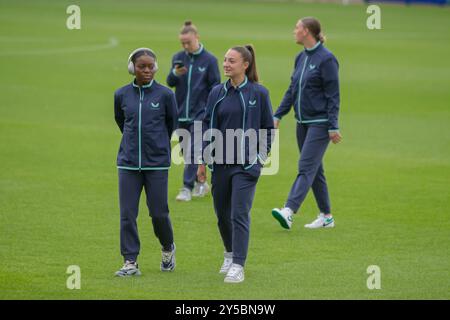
left=172, top=68, right=179, bottom=77
left=257, top=154, right=266, bottom=166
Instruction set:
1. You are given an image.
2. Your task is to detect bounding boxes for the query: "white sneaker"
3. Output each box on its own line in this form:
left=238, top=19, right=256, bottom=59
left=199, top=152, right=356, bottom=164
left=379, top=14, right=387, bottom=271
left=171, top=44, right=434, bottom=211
left=304, top=213, right=335, bottom=229
left=176, top=187, right=191, bottom=201
left=192, top=181, right=210, bottom=197
left=271, top=207, right=294, bottom=229
left=115, top=260, right=141, bottom=277
left=224, top=263, right=244, bottom=283
left=219, top=252, right=233, bottom=274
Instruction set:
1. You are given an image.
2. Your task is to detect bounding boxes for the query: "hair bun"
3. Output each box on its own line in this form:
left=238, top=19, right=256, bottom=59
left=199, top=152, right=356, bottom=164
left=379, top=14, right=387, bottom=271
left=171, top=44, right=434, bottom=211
left=184, top=20, right=192, bottom=26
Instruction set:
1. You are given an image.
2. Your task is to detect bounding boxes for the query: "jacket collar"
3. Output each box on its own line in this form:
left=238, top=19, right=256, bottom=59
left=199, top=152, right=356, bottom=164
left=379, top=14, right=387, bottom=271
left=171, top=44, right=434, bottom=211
left=224, top=76, right=249, bottom=91
left=186, top=43, right=204, bottom=57
left=132, top=79, right=154, bottom=90
left=304, top=41, right=322, bottom=55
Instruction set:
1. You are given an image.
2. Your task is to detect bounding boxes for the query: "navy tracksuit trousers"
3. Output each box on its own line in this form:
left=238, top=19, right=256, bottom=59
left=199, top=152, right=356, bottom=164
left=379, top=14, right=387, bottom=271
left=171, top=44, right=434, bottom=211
left=211, top=164, right=261, bottom=267
left=118, top=169, right=174, bottom=262
left=178, top=121, right=200, bottom=190
left=285, top=123, right=331, bottom=214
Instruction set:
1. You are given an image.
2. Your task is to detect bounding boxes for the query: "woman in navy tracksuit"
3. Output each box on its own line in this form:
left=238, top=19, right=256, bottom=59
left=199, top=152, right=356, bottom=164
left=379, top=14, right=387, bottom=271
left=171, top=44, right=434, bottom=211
left=197, top=45, right=274, bottom=283
left=167, top=21, right=221, bottom=201
left=271, top=17, right=342, bottom=230
left=114, top=48, right=178, bottom=276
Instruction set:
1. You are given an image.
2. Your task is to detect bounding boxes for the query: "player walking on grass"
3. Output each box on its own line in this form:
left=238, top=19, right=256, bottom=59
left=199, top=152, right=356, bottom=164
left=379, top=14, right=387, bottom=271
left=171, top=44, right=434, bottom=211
left=114, top=48, right=178, bottom=276
left=197, top=45, right=274, bottom=283
left=167, top=21, right=221, bottom=202
left=271, top=17, right=342, bottom=230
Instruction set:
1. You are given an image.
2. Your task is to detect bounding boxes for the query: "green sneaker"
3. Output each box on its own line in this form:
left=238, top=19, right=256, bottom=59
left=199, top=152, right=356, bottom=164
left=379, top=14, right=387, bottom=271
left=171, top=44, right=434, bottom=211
left=271, top=207, right=293, bottom=229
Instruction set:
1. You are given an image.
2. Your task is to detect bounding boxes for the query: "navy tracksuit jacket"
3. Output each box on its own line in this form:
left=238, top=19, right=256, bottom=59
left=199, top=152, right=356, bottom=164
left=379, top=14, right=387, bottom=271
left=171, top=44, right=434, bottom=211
left=167, top=44, right=221, bottom=123
left=274, top=42, right=340, bottom=214
left=114, top=80, right=178, bottom=170
left=202, top=77, right=274, bottom=266
left=114, top=79, right=178, bottom=261
left=273, top=41, right=339, bottom=131
left=203, top=77, right=275, bottom=170
left=166, top=44, right=220, bottom=189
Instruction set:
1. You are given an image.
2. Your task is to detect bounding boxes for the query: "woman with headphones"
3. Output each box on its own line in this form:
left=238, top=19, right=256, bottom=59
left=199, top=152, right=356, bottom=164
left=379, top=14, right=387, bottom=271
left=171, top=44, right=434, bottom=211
left=271, top=17, right=342, bottom=230
left=198, top=45, right=274, bottom=283
left=114, top=48, right=178, bottom=276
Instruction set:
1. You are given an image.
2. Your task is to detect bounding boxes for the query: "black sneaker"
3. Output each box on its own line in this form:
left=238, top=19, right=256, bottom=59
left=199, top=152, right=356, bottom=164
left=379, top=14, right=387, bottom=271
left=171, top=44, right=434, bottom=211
left=161, top=243, right=176, bottom=272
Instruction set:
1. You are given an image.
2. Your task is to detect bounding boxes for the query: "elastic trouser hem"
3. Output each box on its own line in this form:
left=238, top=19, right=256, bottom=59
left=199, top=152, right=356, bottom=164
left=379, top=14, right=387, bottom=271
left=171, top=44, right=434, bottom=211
left=151, top=216, right=174, bottom=251
left=285, top=200, right=300, bottom=214
left=232, top=257, right=246, bottom=267
left=123, top=254, right=138, bottom=263
left=162, top=243, right=174, bottom=252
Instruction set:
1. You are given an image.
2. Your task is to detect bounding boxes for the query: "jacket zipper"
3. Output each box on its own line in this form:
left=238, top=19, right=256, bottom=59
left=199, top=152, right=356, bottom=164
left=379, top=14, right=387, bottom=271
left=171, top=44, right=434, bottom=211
left=186, top=57, right=194, bottom=120
left=239, top=91, right=246, bottom=166
left=138, top=87, right=144, bottom=171
left=297, top=56, right=308, bottom=123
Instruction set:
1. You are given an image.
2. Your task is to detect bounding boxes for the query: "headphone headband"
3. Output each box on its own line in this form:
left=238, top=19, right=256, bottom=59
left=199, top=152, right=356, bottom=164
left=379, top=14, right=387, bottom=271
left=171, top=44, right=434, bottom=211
left=127, top=47, right=157, bottom=64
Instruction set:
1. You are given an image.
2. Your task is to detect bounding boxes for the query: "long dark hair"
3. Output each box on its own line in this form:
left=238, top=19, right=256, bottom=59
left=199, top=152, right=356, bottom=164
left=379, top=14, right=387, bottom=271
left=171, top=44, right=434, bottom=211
left=231, top=44, right=258, bottom=83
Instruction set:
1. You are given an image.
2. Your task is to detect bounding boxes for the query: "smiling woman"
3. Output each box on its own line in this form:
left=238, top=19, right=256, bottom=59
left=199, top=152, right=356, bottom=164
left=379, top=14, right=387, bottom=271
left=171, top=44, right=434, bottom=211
left=198, top=44, right=275, bottom=284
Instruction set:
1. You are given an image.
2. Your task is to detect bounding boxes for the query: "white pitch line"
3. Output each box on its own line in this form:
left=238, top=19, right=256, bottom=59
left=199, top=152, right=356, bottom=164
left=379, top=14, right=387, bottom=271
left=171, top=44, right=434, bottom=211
left=0, top=37, right=119, bottom=56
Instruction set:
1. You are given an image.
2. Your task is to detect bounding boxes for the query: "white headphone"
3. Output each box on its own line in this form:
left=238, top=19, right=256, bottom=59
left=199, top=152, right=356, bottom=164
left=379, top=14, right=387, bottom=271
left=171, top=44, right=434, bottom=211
left=127, top=47, right=159, bottom=75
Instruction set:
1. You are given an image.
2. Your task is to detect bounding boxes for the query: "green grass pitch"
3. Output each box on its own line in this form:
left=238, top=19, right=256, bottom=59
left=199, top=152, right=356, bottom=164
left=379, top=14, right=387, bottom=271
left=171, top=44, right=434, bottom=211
left=0, top=0, right=449, bottom=299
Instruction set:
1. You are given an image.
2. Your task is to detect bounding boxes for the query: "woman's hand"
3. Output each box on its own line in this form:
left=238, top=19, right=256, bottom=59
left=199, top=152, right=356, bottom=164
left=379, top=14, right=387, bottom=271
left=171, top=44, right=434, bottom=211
left=197, top=164, right=207, bottom=183
left=329, top=131, right=342, bottom=144
left=274, top=119, right=280, bottom=129
left=175, top=66, right=188, bottom=76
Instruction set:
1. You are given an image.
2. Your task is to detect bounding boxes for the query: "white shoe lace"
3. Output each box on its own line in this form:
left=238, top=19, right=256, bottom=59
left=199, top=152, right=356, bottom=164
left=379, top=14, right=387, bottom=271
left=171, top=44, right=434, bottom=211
left=123, top=260, right=136, bottom=270
left=313, top=216, right=324, bottom=224
left=162, top=250, right=173, bottom=263
left=227, top=264, right=242, bottom=278
left=220, top=258, right=232, bottom=270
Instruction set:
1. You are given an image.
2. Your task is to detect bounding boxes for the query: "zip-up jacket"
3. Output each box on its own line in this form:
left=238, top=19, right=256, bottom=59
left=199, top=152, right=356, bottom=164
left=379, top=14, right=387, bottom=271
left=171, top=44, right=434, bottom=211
left=202, top=77, right=274, bottom=171
left=166, top=44, right=221, bottom=123
left=114, top=80, right=178, bottom=170
left=273, top=42, right=340, bottom=131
